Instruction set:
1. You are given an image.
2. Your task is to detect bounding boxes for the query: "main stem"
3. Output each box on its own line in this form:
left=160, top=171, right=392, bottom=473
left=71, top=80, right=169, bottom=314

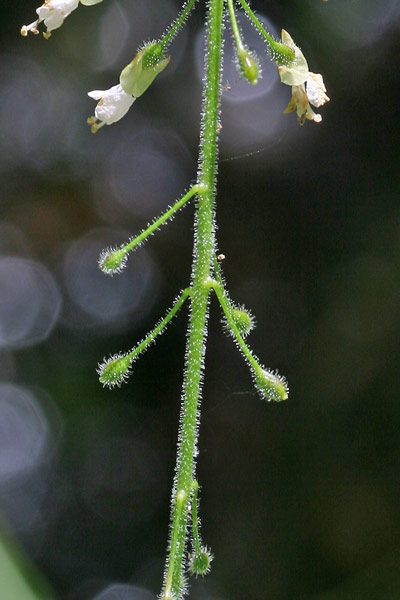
left=162, top=0, right=224, bottom=598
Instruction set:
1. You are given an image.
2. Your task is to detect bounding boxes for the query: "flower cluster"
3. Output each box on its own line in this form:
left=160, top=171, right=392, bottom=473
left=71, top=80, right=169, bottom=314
left=21, top=0, right=103, bottom=39
left=21, top=3, right=169, bottom=132
left=21, top=5, right=329, bottom=129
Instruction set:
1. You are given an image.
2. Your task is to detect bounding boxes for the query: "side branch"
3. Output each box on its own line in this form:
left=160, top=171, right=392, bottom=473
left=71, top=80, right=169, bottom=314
left=211, top=257, right=288, bottom=401
left=211, top=279, right=259, bottom=371
left=99, top=186, right=200, bottom=275
left=98, top=288, right=191, bottom=388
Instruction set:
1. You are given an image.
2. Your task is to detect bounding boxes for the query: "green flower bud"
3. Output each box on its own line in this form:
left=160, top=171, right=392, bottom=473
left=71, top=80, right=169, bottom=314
left=254, top=368, right=288, bottom=402
left=98, top=246, right=127, bottom=276
left=223, top=304, right=255, bottom=338
left=189, top=547, right=213, bottom=577
left=98, top=353, right=132, bottom=389
left=238, top=47, right=259, bottom=86
left=120, top=44, right=170, bottom=98
left=232, top=305, right=255, bottom=337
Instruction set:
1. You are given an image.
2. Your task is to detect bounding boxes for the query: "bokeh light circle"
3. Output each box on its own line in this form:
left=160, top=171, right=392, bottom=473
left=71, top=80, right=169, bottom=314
left=0, top=384, right=51, bottom=483
left=0, top=257, right=61, bottom=349
left=62, top=229, right=159, bottom=332
left=93, top=583, right=155, bottom=600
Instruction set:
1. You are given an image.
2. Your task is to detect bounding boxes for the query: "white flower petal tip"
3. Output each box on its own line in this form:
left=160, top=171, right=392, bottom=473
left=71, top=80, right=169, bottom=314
left=87, top=84, right=135, bottom=133
left=21, top=0, right=80, bottom=37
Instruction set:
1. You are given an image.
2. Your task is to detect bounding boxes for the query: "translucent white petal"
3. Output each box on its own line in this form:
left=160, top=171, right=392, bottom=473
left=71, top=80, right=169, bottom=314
left=306, top=72, right=330, bottom=108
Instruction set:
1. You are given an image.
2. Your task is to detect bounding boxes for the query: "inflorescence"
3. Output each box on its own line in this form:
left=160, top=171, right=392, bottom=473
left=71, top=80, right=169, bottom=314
left=20, top=1, right=329, bottom=598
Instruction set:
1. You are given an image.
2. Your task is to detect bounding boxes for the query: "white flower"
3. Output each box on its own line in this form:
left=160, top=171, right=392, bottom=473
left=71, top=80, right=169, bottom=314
left=21, top=0, right=102, bottom=38
left=87, top=84, right=135, bottom=133
left=278, top=29, right=329, bottom=124
left=21, top=0, right=79, bottom=38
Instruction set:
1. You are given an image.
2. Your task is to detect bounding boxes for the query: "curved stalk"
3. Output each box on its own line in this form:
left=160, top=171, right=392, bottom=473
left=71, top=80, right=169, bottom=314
left=161, top=0, right=224, bottom=598
left=236, top=0, right=294, bottom=63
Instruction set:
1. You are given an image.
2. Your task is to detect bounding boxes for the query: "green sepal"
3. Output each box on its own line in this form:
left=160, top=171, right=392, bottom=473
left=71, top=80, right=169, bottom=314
left=277, top=29, right=309, bottom=85
left=79, top=0, right=103, bottom=5
left=120, top=44, right=170, bottom=98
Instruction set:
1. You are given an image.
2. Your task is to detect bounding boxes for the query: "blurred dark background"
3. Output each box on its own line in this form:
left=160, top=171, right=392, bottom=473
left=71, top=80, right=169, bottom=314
left=1, top=1, right=400, bottom=599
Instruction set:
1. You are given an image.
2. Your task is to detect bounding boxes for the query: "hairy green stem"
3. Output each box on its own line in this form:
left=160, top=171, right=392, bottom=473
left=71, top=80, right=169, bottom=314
left=123, top=186, right=199, bottom=255
left=190, top=480, right=201, bottom=556
left=211, top=257, right=259, bottom=370
left=127, top=289, right=191, bottom=360
left=211, top=279, right=260, bottom=373
left=161, top=0, right=224, bottom=597
left=161, top=0, right=198, bottom=49
left=227, top=0, right=244, bottom=51
left=98, top=289, right=192, bottom=389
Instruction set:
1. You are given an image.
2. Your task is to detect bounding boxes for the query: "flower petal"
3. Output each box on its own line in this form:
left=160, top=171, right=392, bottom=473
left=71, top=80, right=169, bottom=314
left=37, top=0, right=80, bottom=32
left=306, top=72, right=330, bottom=108
left=87, top=90, right=107, bottom=100
left=89, top=84, right=135, bottom=126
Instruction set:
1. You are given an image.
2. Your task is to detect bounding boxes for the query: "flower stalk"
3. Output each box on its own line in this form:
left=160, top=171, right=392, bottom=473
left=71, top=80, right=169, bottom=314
left=236, top=0, right=294, bottom=63
left=227, top=0, right=259, bottom=85
left=98, top=186, right=200, bottom=275
left=160, top=0, right=199, bottom=51
left=161, top=0, right=224, bottom=597
left=98, top=289, right=192, bottom=389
